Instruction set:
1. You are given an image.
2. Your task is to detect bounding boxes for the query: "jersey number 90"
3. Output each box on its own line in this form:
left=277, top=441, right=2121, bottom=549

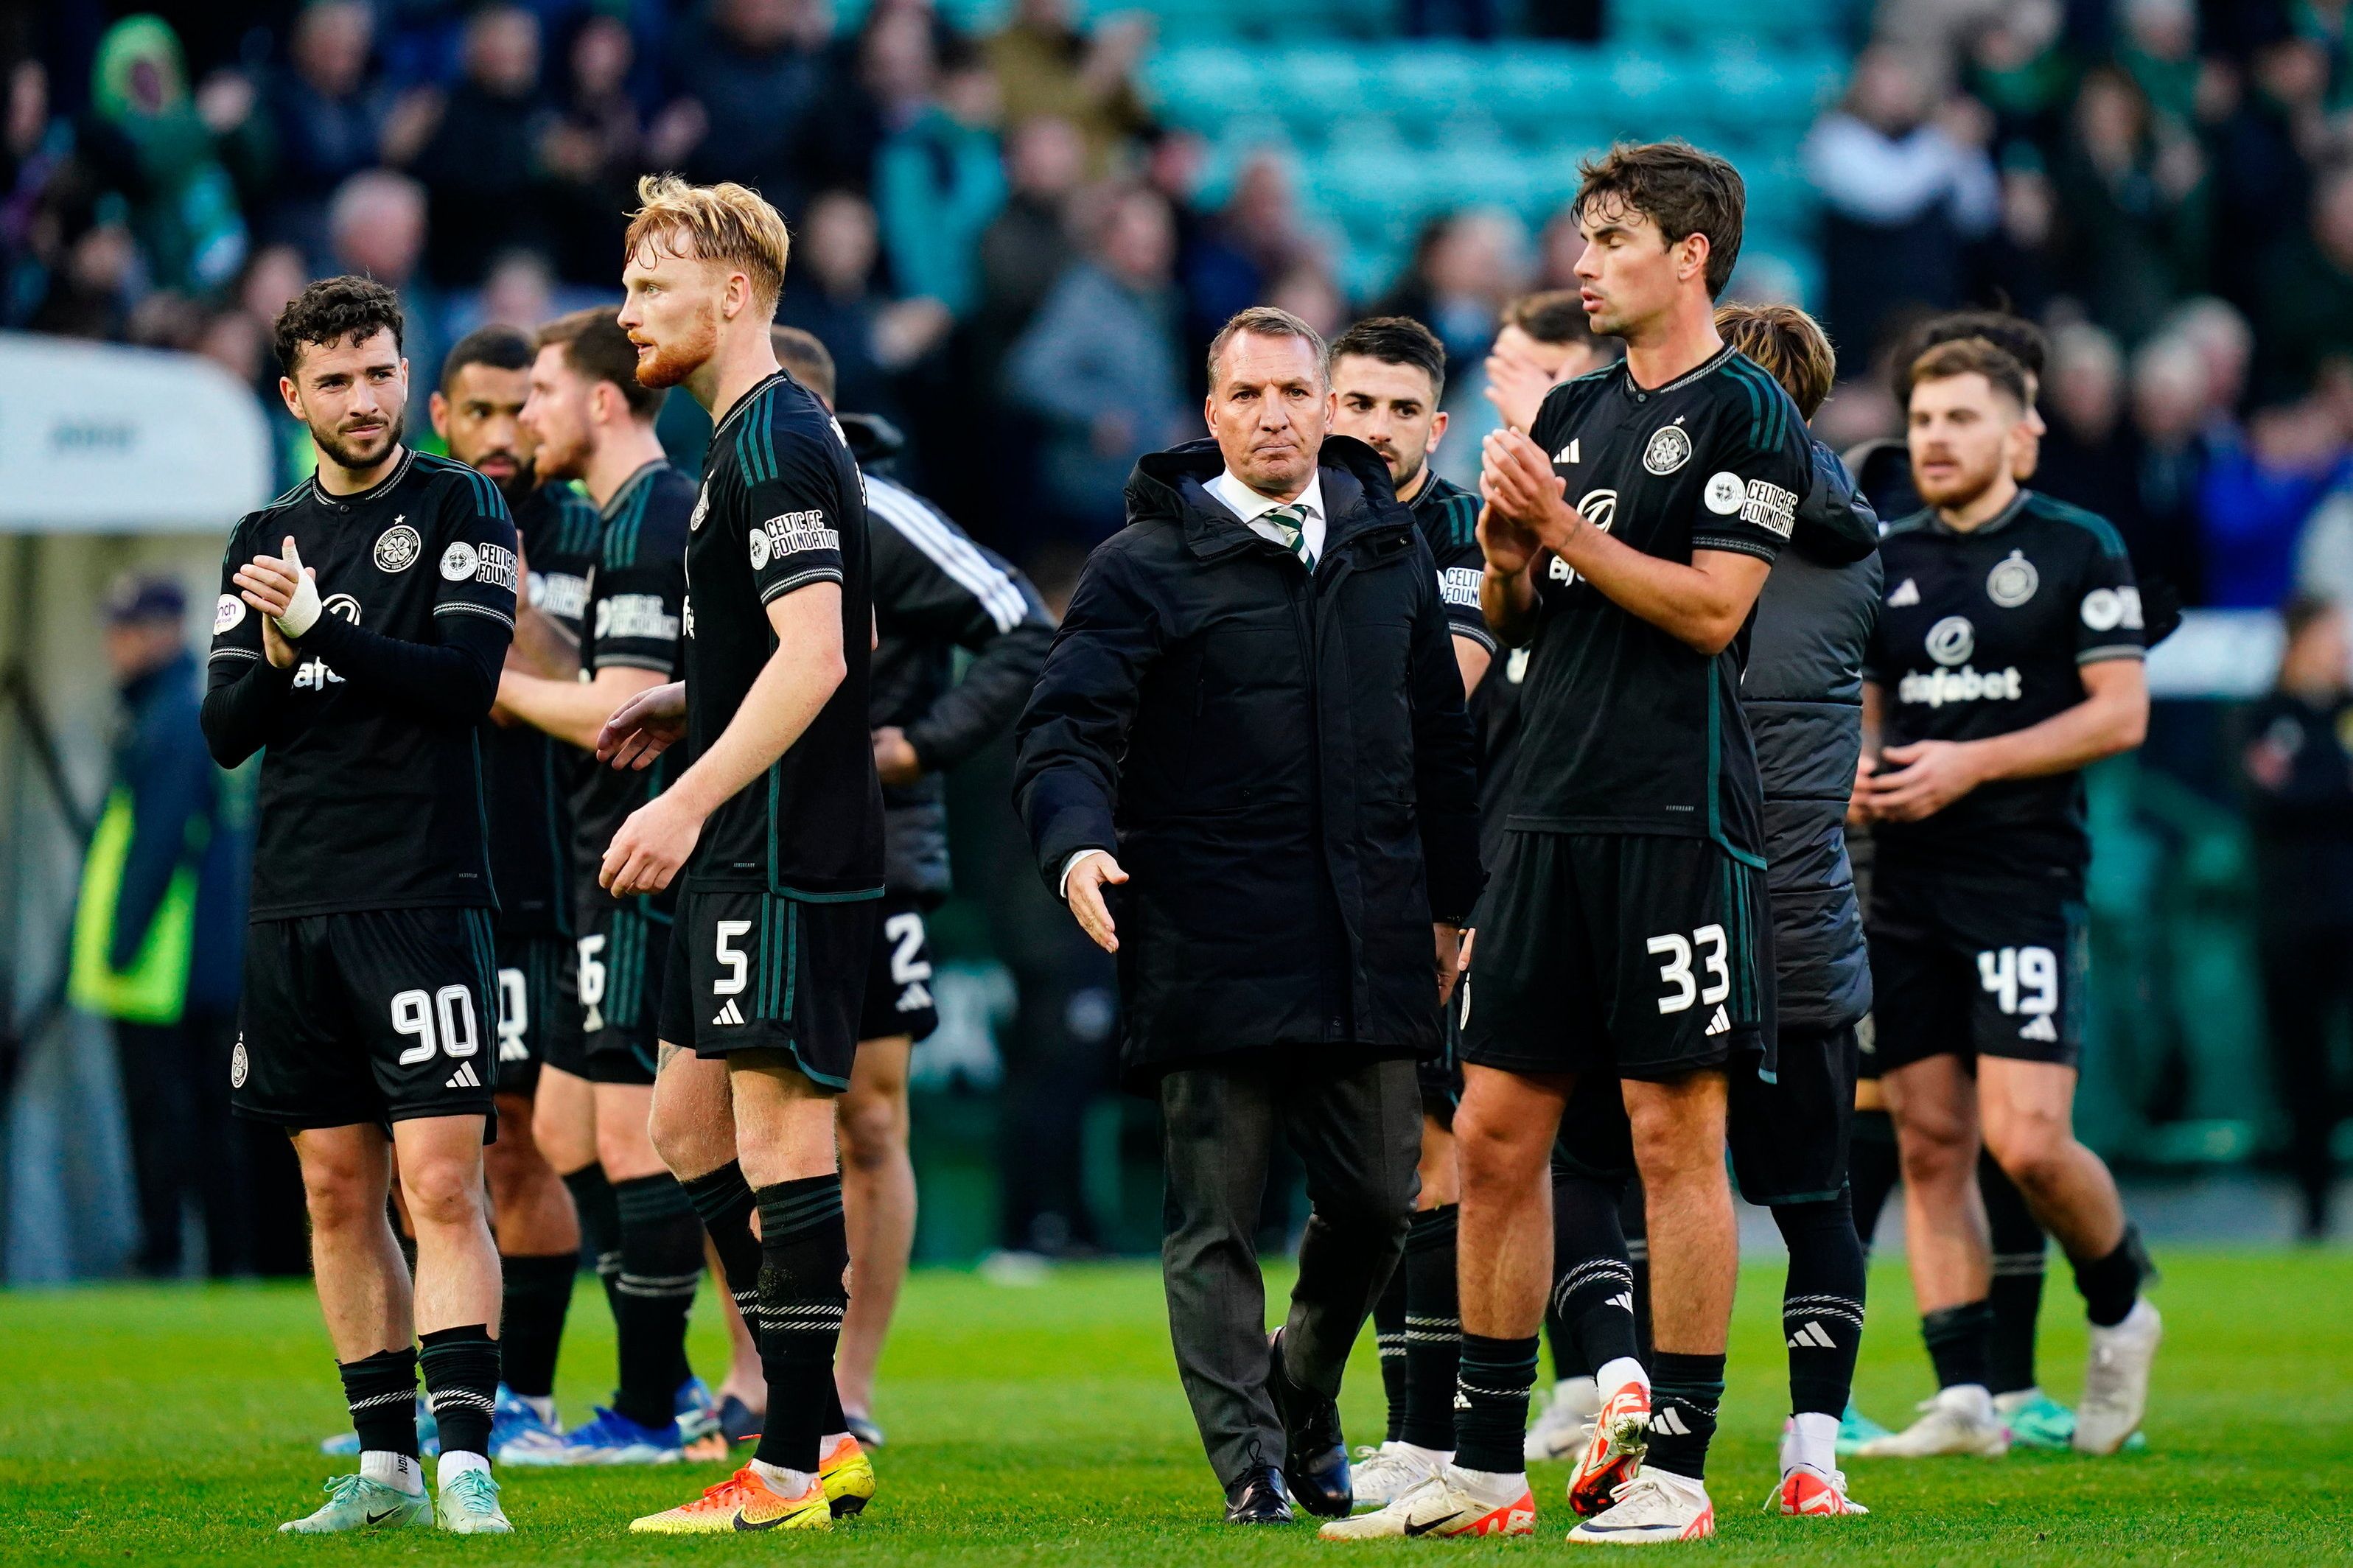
left=392, top=985, right=482, bottom=1065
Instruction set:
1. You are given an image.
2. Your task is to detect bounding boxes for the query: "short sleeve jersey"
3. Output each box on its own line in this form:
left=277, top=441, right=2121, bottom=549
left=1509, top=346, right=1811, bottom=859
left=1865, top=488, right=2146, bottom=881
left=208, top=448, right=519, bottom=918
left=572, top=459, right=693, bottom=889
left=1409, top=472, right=1494, bottom=654
left=683, top=371, right=885, bottom=895
left=484, top=480, right=601, bottom=937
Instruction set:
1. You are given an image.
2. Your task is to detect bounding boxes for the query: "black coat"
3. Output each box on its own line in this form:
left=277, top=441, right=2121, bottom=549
left=1743, top=440, right=1880, bottom=1032
left=1013, top=435, right=1483, bottom=1083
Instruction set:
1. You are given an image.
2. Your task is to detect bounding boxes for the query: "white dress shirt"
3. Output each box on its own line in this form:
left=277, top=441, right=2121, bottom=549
left=1207, top=467, right=1327, bottom=562
left=1059, top=466, right=1329, bottom=900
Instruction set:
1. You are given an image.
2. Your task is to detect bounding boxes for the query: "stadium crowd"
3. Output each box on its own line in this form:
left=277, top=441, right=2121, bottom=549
left=7, top=0, right=2353, bottom=607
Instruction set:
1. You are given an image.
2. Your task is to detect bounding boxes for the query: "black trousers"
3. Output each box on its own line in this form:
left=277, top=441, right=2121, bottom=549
left=2260, top=925, right=2352, bottom=1233
left=113, top=1010, right=248, bottom=1275
left=1156, top=1050, right=1422, bottom=1488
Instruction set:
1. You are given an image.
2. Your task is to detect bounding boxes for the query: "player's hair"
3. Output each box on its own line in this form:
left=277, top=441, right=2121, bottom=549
left=1207, top=305, right=1327, bottom=396
left=623, top=173, right=791, bottom=315
left=536, top=307, right=665, bottom=419
left=1326, top=315, right=1447, bottom=402
left=770, top=324, right=837, bottom=406
left=273, top=273, right=404, bottom=375
left=1503, top=289, right=1595, bottom=347
left=438, top=323, right=532, bottom=394
left=1573, top=140, right=1745, bottom=298
left=1890, top=309, right=2048, bottom=405
left=1907, top=336, right=2031, bottom=410
left=1716, top=302, right=1836, bottom=421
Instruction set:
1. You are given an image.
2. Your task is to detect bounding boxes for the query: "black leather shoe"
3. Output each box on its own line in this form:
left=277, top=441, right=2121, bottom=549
left=1223, top=1466, right=1293, bottom=1524
left=1267, top=1329, right=1353, bottom=1518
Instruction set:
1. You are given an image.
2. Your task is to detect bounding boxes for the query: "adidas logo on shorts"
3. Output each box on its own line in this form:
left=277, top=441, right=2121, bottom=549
left=712, top=998, right=746, bottom=1027
left=2018, top=1013, right=2057, bottom=1043
left=444, top=1063, right=481, bottom=1090
left=1704, top=1004, right=1731, bottom=1036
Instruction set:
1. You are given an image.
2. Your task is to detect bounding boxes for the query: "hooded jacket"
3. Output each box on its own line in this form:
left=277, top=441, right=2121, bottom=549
left=1744, top=440, right=1881, bottom=1031
left=1013, top=435, right=1482, bottom=1082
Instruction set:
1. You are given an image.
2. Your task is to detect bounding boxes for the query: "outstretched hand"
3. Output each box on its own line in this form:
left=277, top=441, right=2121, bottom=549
left=598, top=679, right=688, bottom=771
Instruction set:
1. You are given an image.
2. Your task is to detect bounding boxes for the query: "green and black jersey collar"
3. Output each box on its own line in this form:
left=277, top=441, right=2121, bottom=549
left=307, top=444, right=417, bottom=508
left=1613, top=342, right=1738, bottom=401
left=601, top=458, right=673, bottom=520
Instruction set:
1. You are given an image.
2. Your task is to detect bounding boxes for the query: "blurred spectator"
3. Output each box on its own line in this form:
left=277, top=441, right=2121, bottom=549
left=2052, top=65, right=2207, bottom=345
left=69, top=575, right=252, bottom=1276
left=2117, top=0, right=2200, bottom=123
left=2239, top=592, right=2353, bottom=1241
left=2167, top=294, right=2254, bottom=425
left=2255, top=162, right=2353, bottom=403
left=1004, top=185, right=1185, bottom=542
left=805, top=4, right=943, bottom=197
left=1376, top=207, right=1528, bottom=368
left=975, top=114, right=1085, bottom=371
left=1804, top=48, right=1998, bottom=369
left=875, top=38, right=1006, bottom=318
left=1176, top=151, right=1316, bottom=384
left=406, top=5, right=552, bottom=286
left=985, top=0, right=1150, bottom=176
left=2035, top=322, right=2136, bottom=518
left=1533, top=203, right=1583, bottom=293
left=2198, top=399, right=2353, bottom=608
left=779, top=189, right=949, bottom=425
left=664, top=0, right=828, bottom=209
left=258, top=0, right=391, bottom=256
left=1263, top=262, right=1346, bottom=340
left=78, top=15, right=257, bottom=295
left=2125, top=332, right=2215, bottom=604
left=195, top=303, right=267, bottom=388
left=1405, top=0, right=1499, bottom=43
left=1968, top=144, right=2060, bottom=320
left=326, top=167, right=444, bottom=388
left=471, top=247, right=555, bottom=332
left=541, top=13, right=674, bottom=285
left=1960, top=0, right=2073, bottom=136
left=2202, top=38, right=2330, bottom=309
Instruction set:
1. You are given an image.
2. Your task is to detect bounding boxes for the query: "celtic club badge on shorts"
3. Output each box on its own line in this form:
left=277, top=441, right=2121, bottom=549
left=231, top=1037, right=248, bottom=1088
left=1643, top=423, right=1693, bottom=475
left=1987, top=549, right=2038, bottom=608
left=374, top=522, right=422, bottom=573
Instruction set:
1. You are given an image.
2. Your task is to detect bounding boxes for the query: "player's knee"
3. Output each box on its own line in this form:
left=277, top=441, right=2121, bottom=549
left=399, top=1158, right=488, bottom=1230
left=836, top=1092, right=904, bottom=1172
left=1985, top=1117, right=2069, bottom=1194
left=301, top=1166, right=380, bottom=1233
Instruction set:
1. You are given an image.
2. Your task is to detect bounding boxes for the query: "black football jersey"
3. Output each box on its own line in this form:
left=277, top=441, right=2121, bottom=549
left=683, top=371, right=885, bottom=895
left=484, top=481, right=601, bottom=937
left=1864, top=488, right=2145, bottom=880
left=573, top=459, right=693, bottom=889
left=1509, top=346, right=1810, bottom=858
left=1409, top=472, right=1494, bottom=654
left=209, top=448, right=519, bottom=918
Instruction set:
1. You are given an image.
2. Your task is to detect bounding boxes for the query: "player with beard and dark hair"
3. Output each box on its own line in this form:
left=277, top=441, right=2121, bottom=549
left=416, top=324, right=606, bottom=1463
left=592, top=175, right=886, bottom=1535
left=493, top=307, right=731, bottom=1464
left=1851, top=337, right=2159, bottom=1462
left=1319, top=314, right=1489, bottom=1515
left=206, top=275, right=517, bottom=1535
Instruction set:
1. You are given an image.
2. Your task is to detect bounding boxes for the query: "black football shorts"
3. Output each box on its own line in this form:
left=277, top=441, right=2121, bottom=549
left=660, top=886, right=879, bottom=1091
left=1550, top=1022, right=1854, bottom=1205
left=576, top=892, right=668, bottom=1087
left=234, top=906, right=500, bottom=1129
left=491, top=931, right=576, bottom=1096
left=1462, top=831, right=1774, bottom=1083
left=858, top=892, right=941, bottom=1044
left=1867, top=865, right=2087, bottom=1072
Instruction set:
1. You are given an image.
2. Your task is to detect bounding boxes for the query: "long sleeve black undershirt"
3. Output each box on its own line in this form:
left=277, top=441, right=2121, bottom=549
left=297, top=609, right=508, bottom=724
left=200, top=656, right=293, bottom=769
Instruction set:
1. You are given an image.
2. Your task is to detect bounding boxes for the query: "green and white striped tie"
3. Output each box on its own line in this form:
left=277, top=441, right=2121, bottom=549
left=1263, top=503, right=1315, bottom=569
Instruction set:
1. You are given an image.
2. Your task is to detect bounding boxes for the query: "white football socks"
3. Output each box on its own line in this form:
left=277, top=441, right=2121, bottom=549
left=359, top=1450, right=424, bottom=1494
left=1596, top=1355, right=1650, bottom=1396
left=437, top=1449, right=490, bottom=1488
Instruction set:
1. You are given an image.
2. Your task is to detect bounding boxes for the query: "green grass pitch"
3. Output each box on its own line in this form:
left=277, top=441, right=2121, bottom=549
left=2, top=1250, right=2347, bottom=1565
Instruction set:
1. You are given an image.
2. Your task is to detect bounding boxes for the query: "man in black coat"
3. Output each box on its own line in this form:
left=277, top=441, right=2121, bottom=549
left=1013, top=306, right=1483, bottom=1524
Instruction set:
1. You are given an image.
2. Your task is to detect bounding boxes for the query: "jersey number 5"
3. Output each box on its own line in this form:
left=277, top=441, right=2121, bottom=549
left=393, top=985, right=481, bottom=1065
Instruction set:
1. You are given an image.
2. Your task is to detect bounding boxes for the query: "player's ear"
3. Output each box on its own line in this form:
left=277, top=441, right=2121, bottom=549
left=279, top=374, right=304, bottom=421
left=428, top=390, right=452, bottom=441
left=1428, top=407, right=1450, bottom=451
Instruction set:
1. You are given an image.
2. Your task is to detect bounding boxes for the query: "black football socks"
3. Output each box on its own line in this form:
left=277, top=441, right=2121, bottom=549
left=1980, top=1152, right=2048, bottom=1393
left=1452, top=1333, right=1540, bottom=1475
left=1847, top=1109, right=1901, bottom=1258
left=1921, top=1299, right=1993, bottom=1392
left=612, top=1173, right=705, bottom=1431
left=562, top=1163, right=624, bottom=1318
left=340, top=1346, right=422, bottom=1460
left=1398, top=1204, right=1463, bottom=1452
left=2071, top=1222, right=2153, bottom=1329
left=681, top=1160, right=764, bottom=1337
left=1373, top=1253, right=1410, bottom=1443
left=1643, top=1351, right=1724, bottom=1481
left=496, top=1252, right=575, bottom=1407
left=1550, top=1174, right=1644, bottom=1385
left=419, top=1324, right=500, bottom=1461
left=751, top=1175, right=850, bottom=1476
left=1772, top=1195, right=1865, bottom=1421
